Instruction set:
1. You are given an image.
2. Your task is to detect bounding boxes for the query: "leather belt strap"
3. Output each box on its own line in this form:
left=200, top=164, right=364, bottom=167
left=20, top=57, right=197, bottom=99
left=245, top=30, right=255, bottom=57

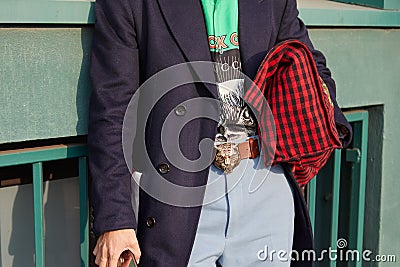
left=213, top=137, right=261, bottom=173
left=238, top=137, right=260, bottom=159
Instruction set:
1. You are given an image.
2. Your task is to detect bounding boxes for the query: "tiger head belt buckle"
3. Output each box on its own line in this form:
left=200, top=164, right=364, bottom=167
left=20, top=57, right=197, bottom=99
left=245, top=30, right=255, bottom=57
left=213, top=143, right=241, bottom=173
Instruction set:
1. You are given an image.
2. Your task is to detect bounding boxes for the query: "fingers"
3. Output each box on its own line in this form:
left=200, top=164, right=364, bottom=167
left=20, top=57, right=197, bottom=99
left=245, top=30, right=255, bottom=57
left=93, top=241, right=99, bottom=256
left=93, top=229, right=141, bottom=267
left=95, top=254, right=107, bottom=267
left=93, top=237, right=102, bottom=266
left=127, top=245, right=141, bottom=265
left=98, top=257, right=107, bottom=267
left=97, top=238, right=109, bottom=267
left=109, top=254, right=120, bottom=267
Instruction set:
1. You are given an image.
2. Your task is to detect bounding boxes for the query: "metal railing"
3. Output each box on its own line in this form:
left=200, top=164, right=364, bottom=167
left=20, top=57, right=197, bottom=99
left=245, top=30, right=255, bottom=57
left=0, top=110, right=368, bottom=267
left=0, top=144, right=89, bottom=267
left=307, top=110, right=369, bottom=267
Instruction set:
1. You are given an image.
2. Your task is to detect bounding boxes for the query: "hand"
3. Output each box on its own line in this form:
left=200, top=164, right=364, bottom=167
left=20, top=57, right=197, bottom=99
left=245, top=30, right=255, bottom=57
left=93, top=229, right=141, bottom=267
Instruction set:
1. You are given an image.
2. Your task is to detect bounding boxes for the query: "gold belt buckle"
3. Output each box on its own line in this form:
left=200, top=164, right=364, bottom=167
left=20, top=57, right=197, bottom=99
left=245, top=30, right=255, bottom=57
left=213, top=142, right=241, bottom=173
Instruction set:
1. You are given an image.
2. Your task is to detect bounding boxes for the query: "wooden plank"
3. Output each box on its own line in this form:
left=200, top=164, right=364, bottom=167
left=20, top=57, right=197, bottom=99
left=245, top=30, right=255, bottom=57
left=0, top=144, right=87, bottom=167
left=0, top=28, right=92, bottom=144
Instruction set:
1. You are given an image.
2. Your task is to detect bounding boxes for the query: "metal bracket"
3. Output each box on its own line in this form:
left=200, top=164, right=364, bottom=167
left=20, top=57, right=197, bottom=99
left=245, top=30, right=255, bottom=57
left=346, top=148, right=361, bottom=163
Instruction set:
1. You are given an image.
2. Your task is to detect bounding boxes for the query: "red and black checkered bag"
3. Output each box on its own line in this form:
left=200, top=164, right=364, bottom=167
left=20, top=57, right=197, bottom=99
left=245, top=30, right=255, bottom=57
left=244, top=40, right=342, bottom=186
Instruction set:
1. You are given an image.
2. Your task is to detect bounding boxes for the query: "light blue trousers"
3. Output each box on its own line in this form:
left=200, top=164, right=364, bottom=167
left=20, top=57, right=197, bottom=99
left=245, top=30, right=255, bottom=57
left=188, top=144, right=295, bottom=267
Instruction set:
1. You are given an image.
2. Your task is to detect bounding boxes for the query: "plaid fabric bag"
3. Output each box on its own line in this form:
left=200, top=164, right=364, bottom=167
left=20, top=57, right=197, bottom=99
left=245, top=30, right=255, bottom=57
left=244, top=40, right=342, bottom=186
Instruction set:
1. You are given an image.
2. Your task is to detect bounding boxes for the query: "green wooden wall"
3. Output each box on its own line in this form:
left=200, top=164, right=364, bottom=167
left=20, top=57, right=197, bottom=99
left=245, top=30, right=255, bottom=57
left=307, top=29, right=400, bottom=265
left=333, top=0, right=400, bottom=9
left=0, top=28, right=92, bottom=143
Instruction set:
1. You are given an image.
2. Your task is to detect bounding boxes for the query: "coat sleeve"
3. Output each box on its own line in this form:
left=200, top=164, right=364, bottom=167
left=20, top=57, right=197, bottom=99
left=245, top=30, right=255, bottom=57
left=276, top=0, right=352, bottom=147
left=88, top=0, right=139, bottom=235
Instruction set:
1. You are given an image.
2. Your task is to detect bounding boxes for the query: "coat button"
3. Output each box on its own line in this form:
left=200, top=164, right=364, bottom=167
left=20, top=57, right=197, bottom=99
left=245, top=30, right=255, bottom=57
left=158, top=163, right=170, bottom=174
left=175, top=105, right=186, bottom=116
left=146, top=217, right=156, bottom=228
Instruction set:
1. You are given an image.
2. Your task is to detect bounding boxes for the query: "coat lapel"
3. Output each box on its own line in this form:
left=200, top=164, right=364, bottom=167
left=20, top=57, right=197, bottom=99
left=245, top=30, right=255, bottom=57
left=157, top=0, right=211, bottom=63
left=157, top=0, right=219, bottom=98
left=238, top=0, right=271, bottom=79
left=157, top=0, right=272, bottom=95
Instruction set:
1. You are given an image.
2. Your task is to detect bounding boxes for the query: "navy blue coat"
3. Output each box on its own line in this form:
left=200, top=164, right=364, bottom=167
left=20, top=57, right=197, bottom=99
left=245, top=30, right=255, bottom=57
left=88, top=0, right=352, bottom=266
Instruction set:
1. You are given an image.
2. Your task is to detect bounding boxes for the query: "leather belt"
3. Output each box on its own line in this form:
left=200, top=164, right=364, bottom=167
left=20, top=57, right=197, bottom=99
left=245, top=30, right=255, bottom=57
left=213, top=137, right=260, bottom=173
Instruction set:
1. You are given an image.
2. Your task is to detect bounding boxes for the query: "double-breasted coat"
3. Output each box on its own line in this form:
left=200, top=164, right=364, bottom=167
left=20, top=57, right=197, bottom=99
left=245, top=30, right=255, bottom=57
left=88, top=0, right=352, bottom=266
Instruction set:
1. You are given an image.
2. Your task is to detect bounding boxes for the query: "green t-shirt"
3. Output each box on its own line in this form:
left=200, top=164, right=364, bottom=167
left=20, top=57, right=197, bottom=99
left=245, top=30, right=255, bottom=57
left=201, top=0, right=257, bottom=142
left=201, top=0, right=239, bottom=54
